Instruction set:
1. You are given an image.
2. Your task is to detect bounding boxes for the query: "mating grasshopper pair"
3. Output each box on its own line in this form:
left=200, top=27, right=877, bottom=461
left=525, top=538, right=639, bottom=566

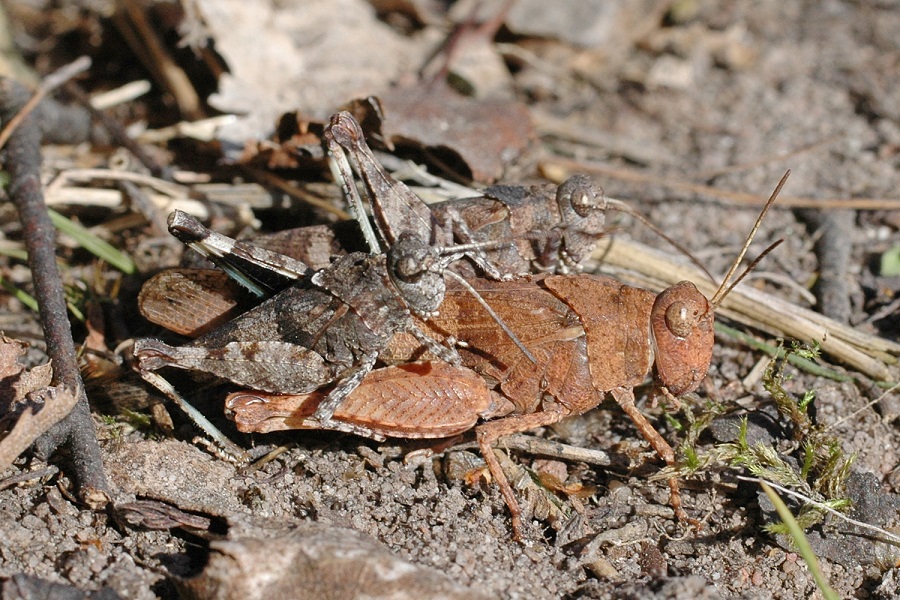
left=135, top=112, right=783, bottom=539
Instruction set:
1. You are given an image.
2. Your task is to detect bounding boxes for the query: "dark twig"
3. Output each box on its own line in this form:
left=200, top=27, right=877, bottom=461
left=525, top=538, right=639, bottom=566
left=795, top=208, right=855, bottom=324
left=0, top=57, right=103, bottom=148
left=62, top=81, right=171, bottom=180
left=0, top=77, right=111, bottom=506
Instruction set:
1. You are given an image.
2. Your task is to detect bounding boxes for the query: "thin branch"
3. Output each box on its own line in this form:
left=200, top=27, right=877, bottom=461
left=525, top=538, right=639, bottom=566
left=0, top=77, right=111, bottom=505
left=593, top=236, right=900, bottom=382
left=62, top=82, right=170, bottom=179
left=0, top=465, right=58, bottom=491
left=0, top=56, right=91, bottom=151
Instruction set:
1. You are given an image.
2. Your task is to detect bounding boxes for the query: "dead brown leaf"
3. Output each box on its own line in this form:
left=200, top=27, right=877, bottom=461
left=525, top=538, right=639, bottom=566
left=0, top=334, right=52, bottom=405
left=380, top=86, right=534, bottom=182
left=0, top=335, right=27, bottom=380
left=0, top=335, right=77, bottom=471
left=0, top=384, right=79, bottom=472
left=177, top=515, right=493, bottom=600
left=190, top=0, right=426, bottom=148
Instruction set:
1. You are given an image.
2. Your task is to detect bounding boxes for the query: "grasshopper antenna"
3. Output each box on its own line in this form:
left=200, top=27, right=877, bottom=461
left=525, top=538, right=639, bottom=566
left=712, top=239, right=783, bottom=307
left=604, top=201, right=715, bottom=283
left=167, top=210, right=312, bottom=297
left=710, top=170, right=789, bottom=307
left=444, top=270, right=537, bottom=364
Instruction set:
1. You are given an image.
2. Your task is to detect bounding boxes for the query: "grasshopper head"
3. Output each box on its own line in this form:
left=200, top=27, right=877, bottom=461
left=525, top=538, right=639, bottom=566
left=648, top=172, right=787, bottom=398
left=388, top=233, right=445, bottom=316
left=650, top=281, right=714, bottom=396
left=327, top=111, right=365, bottom=148
left=553, top=175, right=608, bottom=270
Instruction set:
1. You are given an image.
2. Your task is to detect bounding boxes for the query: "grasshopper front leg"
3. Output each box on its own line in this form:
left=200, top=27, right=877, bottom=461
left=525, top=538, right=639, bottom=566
left=611, top=387, right=689, bottom=523
left=310, top=352, right=377, bottom=424
left=435, top=206, right=510, bottom=280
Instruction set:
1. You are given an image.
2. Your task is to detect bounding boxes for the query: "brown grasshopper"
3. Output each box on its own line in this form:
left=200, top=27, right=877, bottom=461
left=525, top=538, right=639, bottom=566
left=222, top=175, right=788, bottom=539
left=319, top=111, right=705, bottom=278
left=135, top=112, right=780, bottom=536
left=325, top=110, right=610, bottom=278
left=133, top=110, right=616, bottom=446
left=199, top=112, right=686, bottom=281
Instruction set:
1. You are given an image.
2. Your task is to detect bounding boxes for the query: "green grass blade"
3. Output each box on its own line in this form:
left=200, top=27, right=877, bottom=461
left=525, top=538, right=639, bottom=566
left=715, top=323, right=852, bottom=382
left=0, top=242, right=28, bottom=261
left=48, top=209, right=135, bottom=274
left=759, top=480, right=840, bottom=600
left=0, top=276, right=85, bottom=321
left=0, top=276, right=38, bottom=312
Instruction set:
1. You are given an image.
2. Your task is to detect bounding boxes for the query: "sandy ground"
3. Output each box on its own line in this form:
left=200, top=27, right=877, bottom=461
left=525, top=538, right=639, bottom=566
left=1, top=1, right=899, bottom=598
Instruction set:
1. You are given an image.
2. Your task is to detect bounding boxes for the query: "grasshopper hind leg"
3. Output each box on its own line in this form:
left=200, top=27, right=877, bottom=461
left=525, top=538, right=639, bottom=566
left=474, top=407, right=570, bottom=541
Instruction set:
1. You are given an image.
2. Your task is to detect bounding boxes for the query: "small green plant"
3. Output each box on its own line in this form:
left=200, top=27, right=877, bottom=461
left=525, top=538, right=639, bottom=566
left=666, top=340, right=853, bottom=531
left=757, top=341, right=853, bottom=531
left=48, top=209, right=135, bottom=274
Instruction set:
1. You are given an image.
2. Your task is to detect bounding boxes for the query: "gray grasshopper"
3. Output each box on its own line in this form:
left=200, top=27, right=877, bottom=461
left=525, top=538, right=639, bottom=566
left=325, top=111, right=609, bottom=277
left=307, top=112, right=700, bottom=277
left=137, top=111, right=632, bottom=346
left=141, top=112, right=699, bottom=315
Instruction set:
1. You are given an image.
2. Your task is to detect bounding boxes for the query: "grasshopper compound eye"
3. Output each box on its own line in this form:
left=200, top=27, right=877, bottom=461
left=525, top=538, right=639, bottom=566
left=664, top=300, right=702, bottom=339
left=387, top=233, right=445, bottom=315
left=389, top=233, right=439, bottom=282
left=650, top=281, right=714, bottom=396
left=569, top=189, right=595, bottom=218
left=557, top=174, right=605, bottom=219
left=395, top=255, right=425, bottom=282
left=327, top=111, right=365, bottom=147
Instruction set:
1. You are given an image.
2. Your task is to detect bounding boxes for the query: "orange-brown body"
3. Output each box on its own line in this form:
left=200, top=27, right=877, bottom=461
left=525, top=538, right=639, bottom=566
left=226, top=361, right=507, bottom=439
left=378, top=273, right=714, bottom=537
left=144, top=264, right=716, bottom=539
left=197, top=271, right=714, bottom=538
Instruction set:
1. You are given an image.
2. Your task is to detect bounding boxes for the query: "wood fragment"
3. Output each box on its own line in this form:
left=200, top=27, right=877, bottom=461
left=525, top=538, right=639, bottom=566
left=0, top=385, right=79, bottom=472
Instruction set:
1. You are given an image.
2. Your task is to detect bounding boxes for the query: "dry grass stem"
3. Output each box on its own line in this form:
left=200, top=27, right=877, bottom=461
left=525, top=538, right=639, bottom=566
left=44, top=168, right=209, bottom=217
left=498, top=433, right=611, bottom=467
